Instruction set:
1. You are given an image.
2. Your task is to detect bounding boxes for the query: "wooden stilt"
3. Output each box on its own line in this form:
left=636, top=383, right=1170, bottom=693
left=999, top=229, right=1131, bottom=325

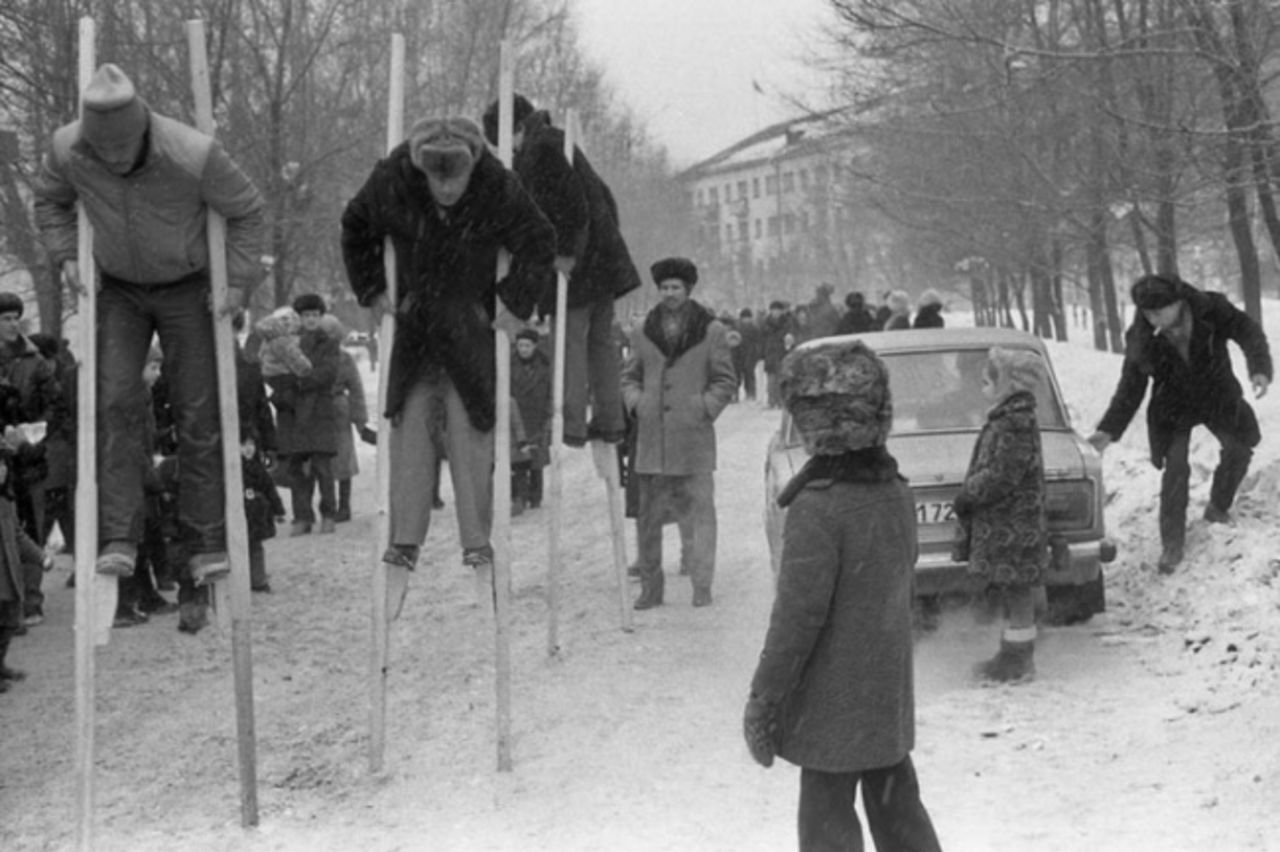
left=185, top=19, right=258, bottom=827
left=369, top=32, right=405, bottom=776
left=73, top=21, right=99, bottom=852
left=493, top=40, right=516, bottom=773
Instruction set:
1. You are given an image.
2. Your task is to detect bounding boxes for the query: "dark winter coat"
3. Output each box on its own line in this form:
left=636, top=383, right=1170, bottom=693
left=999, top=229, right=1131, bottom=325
left=955, top=391, right=1047, bottom=587
left=913, top=303, right=945, bottom=329
left=806, top=294, right=842, bottom=339
left=341, top=144, right=556, bottom=432
left=0, top=456, right=44, bottom=605
left=620, top=301, right=737, bottom=476
left=835, top=306, right=876, bottom=335
left=242, top=452, right=284, bottom=544
left=1096, top=284, right=1272, bottom=468
left=511, top=347, right=552, bottom=469
left=237, top=344, right=277, bottom=455
left=269, top=327, right=340, bottom=456
left=751, top=448, right=917, bottom=773
left=514, top=111, right=642, bottom=312
left=332, top=349, right=368, bottom=481
left=760, top=312, right=794, bottom=373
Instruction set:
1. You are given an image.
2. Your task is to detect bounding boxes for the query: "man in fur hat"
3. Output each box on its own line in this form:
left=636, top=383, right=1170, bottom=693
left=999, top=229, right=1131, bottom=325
left=33, top=64, right=264, bottom=585
left=341, top=115, right=554, bottom=603
left=745, top=338, right=942, bottom=851
left=621, top=258, right=736, bottom=609
left=482, top=94, right=641, bottom=447
left=1089, top=273, right=1271, bottom=572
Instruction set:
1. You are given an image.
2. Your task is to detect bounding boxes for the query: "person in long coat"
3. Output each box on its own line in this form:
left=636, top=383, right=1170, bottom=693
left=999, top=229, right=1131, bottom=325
left=621, top=258, right=737, bottom=609
left=759, top=301, right=793, bottom=408
left=510, top=328, right=552, bottom=509
left=744, top=339, right=941, bottom=852
left=1089, top=274, right=1271, bottom=572
left=0, top=448, right=46, bottom=691
left=953, top=347, right=1049, bottom=683
left=269, top=293, right=341, bottom=535
left=323, top=316, right=369, bottom=523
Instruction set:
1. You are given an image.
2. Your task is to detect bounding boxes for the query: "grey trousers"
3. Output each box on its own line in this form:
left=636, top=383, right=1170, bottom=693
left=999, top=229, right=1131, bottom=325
left=389, top=375, right=493, bottom=552
left=558, top=296, right=624, bottom=443
left=636, top=473, right=716, bottom=590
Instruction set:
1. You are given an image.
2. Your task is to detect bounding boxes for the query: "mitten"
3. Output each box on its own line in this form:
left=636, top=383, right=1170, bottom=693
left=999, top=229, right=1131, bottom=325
left=743, top=695, right=780, bottom=768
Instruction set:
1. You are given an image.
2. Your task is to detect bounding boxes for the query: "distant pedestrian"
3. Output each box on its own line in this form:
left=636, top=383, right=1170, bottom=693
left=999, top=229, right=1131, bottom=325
left=805, top=282, right=841, bottom=339
left=622, top=258, right=736, bottom=609
left=745, top=338, right=942, bottom=852
left=760, top=301, right=793, bottom=408
left=835, top=291, right=876, bottom=335
left=1088, top=274, right=1271, bottom=572
left=510, top=328, right=551, bottom=511
left=241, top=434, right=284, bottom=592
left=883, top=290, right=912, bottom=330
left=913, top=289, right=945, bottom=329
left=953, top=347, right=1049, bottom=683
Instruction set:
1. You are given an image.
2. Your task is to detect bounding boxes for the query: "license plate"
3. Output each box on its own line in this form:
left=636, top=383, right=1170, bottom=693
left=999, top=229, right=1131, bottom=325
left=915, top=501, right=955, bottom=525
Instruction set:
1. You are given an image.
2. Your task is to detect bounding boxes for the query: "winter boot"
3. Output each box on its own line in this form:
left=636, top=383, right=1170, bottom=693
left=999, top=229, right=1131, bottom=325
left=633, top=570, right=664, bottom=611
left=0, top=634, right=24, bottom=683
left=975, top=630, right=1036, bottom=684
left=1157, top=542, right=1184, bottom=575
left=464, top=545, right=495, bottom=609
left=177, top=602, right=209, bottom=635
left=692, top=586, right=712, bottom=608
left=335, top=480, right=352, bottom=523
left=1203, top=503, right=1232, bottom=525
left=319, top=516, right=337, bottom=534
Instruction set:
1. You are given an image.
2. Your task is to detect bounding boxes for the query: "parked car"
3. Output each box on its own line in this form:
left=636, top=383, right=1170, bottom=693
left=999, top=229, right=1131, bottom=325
left=764, top=327, right=1115, bottom=622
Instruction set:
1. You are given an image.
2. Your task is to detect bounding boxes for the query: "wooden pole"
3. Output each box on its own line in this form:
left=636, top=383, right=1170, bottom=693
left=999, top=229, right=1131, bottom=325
left=185, top=19, right=258, bottom=827
left=73, top=22, right=99, bottom=852
left=493, top=39, right=515, bottom=773
left=544, top=111, right=573, bottom=657
left=369, top=32, right=405, bottom=775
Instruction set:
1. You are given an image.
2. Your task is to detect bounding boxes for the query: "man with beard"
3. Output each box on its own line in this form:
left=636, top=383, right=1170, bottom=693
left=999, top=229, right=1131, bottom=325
left=621, top=258, right=736, bottom=610
left=340, top=116, right=554, bottom=605
left=1089, top=274, right=1271, bottom=572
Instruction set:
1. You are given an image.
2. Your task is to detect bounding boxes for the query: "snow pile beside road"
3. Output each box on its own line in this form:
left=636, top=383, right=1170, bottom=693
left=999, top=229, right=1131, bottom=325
left=1045, top=300, right=1280, bottom=713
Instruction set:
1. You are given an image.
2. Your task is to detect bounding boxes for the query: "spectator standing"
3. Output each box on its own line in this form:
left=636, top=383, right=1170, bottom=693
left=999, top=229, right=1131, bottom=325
left=325, top=315, right=370, bottom=523
left=883, top=290, right=913, bottom=330
left=0, top=447, right=45, bottom=691
left=26, top=334, right=76, bottom=555
left=510, top=328, right=552, bottom=510
left=269, top=293, right=340, bottom=536
left=621, top=258, right=737, bottom=609
left=241, top=434, right=284, bottom=592
left=805, top=282, right=841, bottom=339
left=952, top=347, right=1049, bottom=682
left=1089, top=274, right=1271, bottom=571
left=744, top=339, right=942, bottom=852
left=340, top=116, right=554, bottom=597
left=760, top=301, right=793, bottom=408
left=32, top=63, right=264, bottom=584
left=734, top=308, right=762, bottom=401
left=483, top=95, right=641, bottom=447
left=835, top=292, right=876, bottom=335
left=913, top=289, right=945, bottom=329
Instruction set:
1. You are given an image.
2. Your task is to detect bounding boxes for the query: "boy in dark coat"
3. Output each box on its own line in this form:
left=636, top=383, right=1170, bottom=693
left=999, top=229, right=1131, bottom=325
left=759, top=301, right=793, bottom=408
left=483, top=95, right=641, bottom=447
left=341, top=115, right=554, bottom=609
left=510, top=328, right=551, bottom=509
left=1089, top=274, right=1271, bottom=572
left=0, top=448, right=46, bottom=691
left=745, top=339, right=941, bottom=852
left=241, top=434, right=284, bottom=592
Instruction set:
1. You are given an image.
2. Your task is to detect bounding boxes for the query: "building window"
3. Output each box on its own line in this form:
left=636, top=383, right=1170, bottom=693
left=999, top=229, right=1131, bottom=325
left=724, top=183, right=731, bottom=201
left=709, top=186, right=719, bottom=205
left=696, top=188, right=703, bottom=206
left=766, top=175, right=777, bottom=195
left=755, top=219, right=762, bottom=238
left=740, top=220, right=750, bottom=241
left=800, top=169, right=809, bottom=189
left=782, top=172, right=795, bottom=193
left=726, top=223, right=734, bottom=242
left=768, top=216, right=780, bottom=237
left=737, top=180, right=749, bottom=201
left=753, top=177, right=761, bottom=198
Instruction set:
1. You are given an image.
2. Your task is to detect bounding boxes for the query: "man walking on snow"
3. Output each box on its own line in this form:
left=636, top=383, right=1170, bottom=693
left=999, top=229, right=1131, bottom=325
left=622, top=258, right=736, bottom=610
left=482, top=94, right=641, bottom=447
left=1088, top=273, right=1271, bottom=573
left=340, top=116, right=554, bottom=606
left=33, top=63, right=264, bottom=584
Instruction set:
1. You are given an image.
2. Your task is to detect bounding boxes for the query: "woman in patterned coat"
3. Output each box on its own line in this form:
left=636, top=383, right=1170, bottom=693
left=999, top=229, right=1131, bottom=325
left=953, top=346, right=1049, bottom=683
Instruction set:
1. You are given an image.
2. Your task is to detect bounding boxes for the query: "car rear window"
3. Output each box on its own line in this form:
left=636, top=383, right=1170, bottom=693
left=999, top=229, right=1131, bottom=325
left=784, top=346, right=1067, bottom=443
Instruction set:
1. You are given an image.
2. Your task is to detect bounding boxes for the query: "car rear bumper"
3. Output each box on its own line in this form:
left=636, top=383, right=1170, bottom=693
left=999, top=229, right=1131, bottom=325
left=915, top=537, right=1116, bottom=596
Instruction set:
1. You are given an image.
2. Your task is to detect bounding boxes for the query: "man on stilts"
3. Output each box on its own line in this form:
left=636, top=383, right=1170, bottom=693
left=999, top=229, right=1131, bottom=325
left=340, top=117, right=554, bottom=603
left=34, top=63, right=265, bottom=627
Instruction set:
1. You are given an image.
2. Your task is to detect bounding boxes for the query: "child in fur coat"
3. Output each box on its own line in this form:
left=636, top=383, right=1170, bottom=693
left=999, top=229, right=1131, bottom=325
left=254, top=307, right=312, bottom=378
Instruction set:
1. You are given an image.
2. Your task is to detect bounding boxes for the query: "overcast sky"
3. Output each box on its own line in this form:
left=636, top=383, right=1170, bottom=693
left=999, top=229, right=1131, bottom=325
left=572, top=0, right=834, bottom=168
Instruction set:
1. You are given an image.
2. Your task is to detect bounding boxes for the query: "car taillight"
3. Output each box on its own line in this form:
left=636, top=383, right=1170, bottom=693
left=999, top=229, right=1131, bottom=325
left=1044, top=480, right=1094, bottom=531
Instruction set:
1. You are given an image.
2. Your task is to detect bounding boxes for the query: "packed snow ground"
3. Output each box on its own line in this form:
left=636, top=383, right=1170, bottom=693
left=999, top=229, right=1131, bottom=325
left=1, top=301, right=1278, bottom=851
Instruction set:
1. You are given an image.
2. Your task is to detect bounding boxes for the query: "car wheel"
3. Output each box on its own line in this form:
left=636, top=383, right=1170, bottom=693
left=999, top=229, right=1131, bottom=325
left=1045, top=568, right=1106, bottom=626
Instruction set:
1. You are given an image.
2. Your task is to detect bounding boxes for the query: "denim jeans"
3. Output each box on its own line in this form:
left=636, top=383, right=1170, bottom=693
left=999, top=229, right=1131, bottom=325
left=97, top=274, right=224, bottom=555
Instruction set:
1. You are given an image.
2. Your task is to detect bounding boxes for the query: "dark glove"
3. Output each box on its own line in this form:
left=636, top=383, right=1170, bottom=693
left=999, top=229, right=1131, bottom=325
left=952, top=491, right=975, bottom=520
left=743, top=695, right=780, bottom=768
left=359, top=425, right=378, bottom=445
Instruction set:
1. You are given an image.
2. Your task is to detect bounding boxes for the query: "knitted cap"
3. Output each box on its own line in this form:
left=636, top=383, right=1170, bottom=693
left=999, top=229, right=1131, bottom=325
left=1131, top=274, right=1183, bottom=310
left=780, top=339, right=893, bottom=455
left=481, top=94, right=536, bottom=145
left=987, top=347, right=1047, bottom=397
left=0, top=292, right=23, bottom=318
left=407, top=117, right=485, bottom=179
left=80, top=64, right=148, bottom=150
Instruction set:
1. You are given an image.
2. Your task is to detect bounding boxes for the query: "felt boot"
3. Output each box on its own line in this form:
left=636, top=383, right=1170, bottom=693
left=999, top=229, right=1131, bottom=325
left=633, top=570, right=664, bottom=610
left=975, top=634, right=1036, bottom=684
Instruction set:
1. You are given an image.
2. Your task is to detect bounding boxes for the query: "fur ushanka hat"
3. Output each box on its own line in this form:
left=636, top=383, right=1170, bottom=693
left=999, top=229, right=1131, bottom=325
left=780, top=339, right=893, bottom=455
left=985, top=346, right=1047, bottom=399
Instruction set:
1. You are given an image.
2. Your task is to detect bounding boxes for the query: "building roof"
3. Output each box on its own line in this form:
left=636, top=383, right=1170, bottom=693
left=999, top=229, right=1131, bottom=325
left=677, top=108, right=852, bottom=182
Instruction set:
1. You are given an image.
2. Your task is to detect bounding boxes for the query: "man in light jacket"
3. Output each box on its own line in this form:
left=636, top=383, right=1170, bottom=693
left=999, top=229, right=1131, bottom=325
left=621, top=258, right=736, bottom=610
left=34, top=63, right=264, bottom=585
